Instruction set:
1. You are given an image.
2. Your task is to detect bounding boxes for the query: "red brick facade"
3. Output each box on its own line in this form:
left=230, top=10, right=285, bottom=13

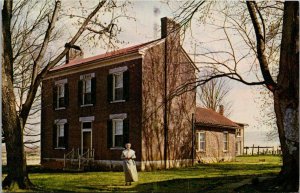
left=41, top=17, right=197, bottom=170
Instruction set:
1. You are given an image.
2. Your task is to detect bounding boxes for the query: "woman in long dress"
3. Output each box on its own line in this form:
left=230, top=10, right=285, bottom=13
left=121, top=143, right=138, bottom=186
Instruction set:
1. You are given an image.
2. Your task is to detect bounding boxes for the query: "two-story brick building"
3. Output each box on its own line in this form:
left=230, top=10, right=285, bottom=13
left=41, top=17, right=197, bottom=171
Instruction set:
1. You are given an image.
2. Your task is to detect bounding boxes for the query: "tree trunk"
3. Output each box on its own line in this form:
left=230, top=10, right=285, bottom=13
left=2, top=62, right=32, bottom=190
left=2, top=0, right=32, bottom=189
left=274, top=1, right=299, bottom=191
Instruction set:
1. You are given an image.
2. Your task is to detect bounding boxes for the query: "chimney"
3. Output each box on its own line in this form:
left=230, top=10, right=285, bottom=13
left=161, top=17, right=180, bottom=40
left=65, top=43, right=84, bottom=64
left=219, top=105, right=224, bottom=116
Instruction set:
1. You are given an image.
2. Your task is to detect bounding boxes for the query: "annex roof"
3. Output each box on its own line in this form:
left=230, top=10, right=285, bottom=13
left=195, top=107, right=239, bottom=129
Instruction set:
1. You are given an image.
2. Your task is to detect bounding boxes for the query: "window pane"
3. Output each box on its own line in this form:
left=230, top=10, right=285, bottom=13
left=83, top=122, right=92, bottom=129
left=58, top=125, right=64, bottom=137
left=114, top=74, right=123, bottom=88
left=200, top=142, right=205, bottom=150
left=59, top=97, right=65, bottom=107
left=115, top=88, right=123, bottom=101
left=115, top=120, right=123, bottom=135
left=84, top=93, right=92, bottom=104
left=58, top=85, right=64, bottom=97
left=200, top=133, right=205, bottom=141
left=114, top=135, right=123, bottom=147
left=84, top=79, right=91, bottom=93
left=58, top=137, right=64, bottom=147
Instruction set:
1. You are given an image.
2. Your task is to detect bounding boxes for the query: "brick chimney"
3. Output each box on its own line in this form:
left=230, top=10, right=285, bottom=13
left=219, top=105, right=224, bottom=116
left=161, top=17, right=180, bottom=43
left=65, top=43, right=84, bottom=64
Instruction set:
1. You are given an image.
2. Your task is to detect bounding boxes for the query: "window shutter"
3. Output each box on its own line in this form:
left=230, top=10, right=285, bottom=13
left=123, top=70, right=130, bottom=101
left=107, top=120, right=113, bottom=148
left=107, top=74, right=113, bottom=102
left=53, top=124, right=57, bottom=149
left=78, top=80, right=83, bottom=106
left=53, top=86, right=57, bottom=110
left=64, top=123, right=69, bottom=149
left=123, top=119, right=129, bottom=146
left=64, top=83, right=69, bottom=107
left=91, top=77, right=96, bottom=105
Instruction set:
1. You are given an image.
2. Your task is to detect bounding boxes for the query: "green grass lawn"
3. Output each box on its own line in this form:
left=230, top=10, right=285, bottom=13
left=3, top=155, right=282, bottom=192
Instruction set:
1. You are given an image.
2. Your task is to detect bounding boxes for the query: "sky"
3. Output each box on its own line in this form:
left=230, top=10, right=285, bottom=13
left=85, top=0, right=279, bottom=147
left=20, top=0, right=280, bottom=149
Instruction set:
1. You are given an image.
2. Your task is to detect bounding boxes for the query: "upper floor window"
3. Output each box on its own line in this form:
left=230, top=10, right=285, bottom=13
left=108, top=66, right=129, bottom=102
left=196, top=131, right=206, bottom=152
left=53, top=119, right=68, bottom=149
left=53, top=79, right=68, bottom=109
left=79, top=73, right=96, bottom=106
left=236, top=128, right=241, bottom=137
left=107, top=113, right=129, bottom=148
left=223, top=131, right=229, bottom=151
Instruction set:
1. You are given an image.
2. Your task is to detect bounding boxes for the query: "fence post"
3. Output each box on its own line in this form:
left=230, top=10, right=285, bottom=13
left=252, top=144, right=254, bottom=155
left=245, top=147, right=248, bottom=155
left=257, top=146, right=260, bottom=155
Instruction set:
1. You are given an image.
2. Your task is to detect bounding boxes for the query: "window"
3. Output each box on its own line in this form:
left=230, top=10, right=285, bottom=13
left=223, top=132, right=229, bottom=151
left=53, top=79, right=68, bottom=109
left=82, top=78, right=92, bottom=105
left=113, top=119, right=123, bottom=147
left=236, top=129, right=241, bottom=137
left=196, top=131, right=206, bottom=152
left=113, top=73, right=123, bottom=101
left=107, top=114, right=129, bottom=148
left=57, top=124, right=65, bottom=148
left=108, top=67, right=129, bottom=102
left=53, top=119, right=68, bottom=149
left=79, top=73, right=96, bottom=106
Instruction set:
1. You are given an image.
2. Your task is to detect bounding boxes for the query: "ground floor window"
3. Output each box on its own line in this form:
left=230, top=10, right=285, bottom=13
left=223, top=132, right=229, bottom=151
left=196, top=131, right=206, bottom=152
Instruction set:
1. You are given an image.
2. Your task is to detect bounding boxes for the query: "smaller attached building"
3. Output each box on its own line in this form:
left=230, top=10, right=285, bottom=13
left=194, top=107, right=240, bottom=163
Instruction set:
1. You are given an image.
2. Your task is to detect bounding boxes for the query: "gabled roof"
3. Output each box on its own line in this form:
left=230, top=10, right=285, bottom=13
left=50, top=39, right=160, bottom=72
left=195, top=107, right=239, bottom=129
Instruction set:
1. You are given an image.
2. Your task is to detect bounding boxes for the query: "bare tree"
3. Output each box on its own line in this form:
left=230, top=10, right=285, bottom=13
left=197, top=76, right=232, bottom=117
left=2, top=0, right=129, bottom=189
left=167, top=1, right=298, bottom=191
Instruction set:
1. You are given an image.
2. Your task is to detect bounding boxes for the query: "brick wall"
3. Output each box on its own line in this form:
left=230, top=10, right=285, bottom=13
left=41, top=58, right=143, bottom=166
left=195, top=126, right=236, bottom=163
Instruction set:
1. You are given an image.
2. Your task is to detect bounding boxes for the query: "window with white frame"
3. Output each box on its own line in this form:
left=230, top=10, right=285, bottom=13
left=57, top=84, right=65, bottom=107
left=112, top=119, right=123, bottom=147
left=196, top=131, right=206, bottom=152
left=113, top=73, right=123, bottom=101
left=54, top=79, right=68, bottom=109
left=57, top=124, right=65, bottom=148
left=79, top=73, right=96, bottom=106
left=82, top=78, right=92, bottom=105
left=236, top=128, right=241, bottom=137
left=223, top=132, right=229, bottom=151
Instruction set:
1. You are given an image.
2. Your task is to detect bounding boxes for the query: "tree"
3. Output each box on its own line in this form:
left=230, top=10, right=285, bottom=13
left=197, top=76, right=232, bottom=117
left=169, top=1, right=298, bottom=191
left=2, top=0, right=128, bottom=189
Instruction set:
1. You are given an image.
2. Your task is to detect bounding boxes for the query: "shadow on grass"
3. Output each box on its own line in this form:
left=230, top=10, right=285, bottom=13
left=30, top=174, right=277, bottom=193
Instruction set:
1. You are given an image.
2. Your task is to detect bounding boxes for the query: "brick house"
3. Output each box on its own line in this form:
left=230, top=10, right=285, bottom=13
left=41, top=17, right=197, bottom=171
left=194, top=107, right=246, bottom=163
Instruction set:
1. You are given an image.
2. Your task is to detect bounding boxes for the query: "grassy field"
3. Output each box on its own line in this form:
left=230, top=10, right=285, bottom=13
left=3, top=155, right=282, bottom=192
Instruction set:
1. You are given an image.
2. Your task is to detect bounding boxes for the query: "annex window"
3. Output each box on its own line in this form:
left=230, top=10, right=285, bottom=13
left=53, top=79, right=68, bottom=109
left=196, top=131, right=206, bottom=152
left=236, top=128, right=241, bottom=137
left=79, top=73, right=96, bottom=106
left=108, top=66, right=129, bottom=102
left=223, top=132, right=229, bottom=151
left=53, top=119, right=68, bottom=149
left=107, top=114, right=129, bottom=148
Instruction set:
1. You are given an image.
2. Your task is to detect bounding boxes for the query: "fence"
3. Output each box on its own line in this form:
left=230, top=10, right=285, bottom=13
left=244, top=145, right=281, bottom=155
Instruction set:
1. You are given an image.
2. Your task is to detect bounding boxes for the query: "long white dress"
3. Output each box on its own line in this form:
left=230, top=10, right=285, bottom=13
left=121, top=149, right=138, bottom=182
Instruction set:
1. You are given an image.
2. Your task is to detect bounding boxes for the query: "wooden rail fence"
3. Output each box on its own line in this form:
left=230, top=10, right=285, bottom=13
left=244, top=145, right=281, bottom=155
